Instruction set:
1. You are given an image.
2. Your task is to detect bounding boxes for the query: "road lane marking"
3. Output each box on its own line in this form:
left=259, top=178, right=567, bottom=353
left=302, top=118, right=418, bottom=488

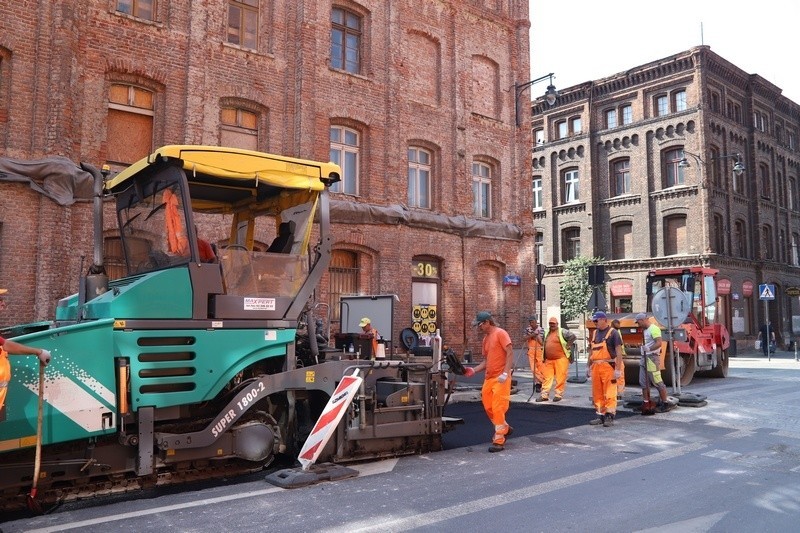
left=23, top=459, right=399, bottom=533
left=324, top=441, right=709, bottom=533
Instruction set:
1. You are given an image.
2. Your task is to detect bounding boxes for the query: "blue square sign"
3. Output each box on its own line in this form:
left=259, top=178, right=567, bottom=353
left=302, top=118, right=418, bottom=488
left=759, top=283, right=776, bottom=300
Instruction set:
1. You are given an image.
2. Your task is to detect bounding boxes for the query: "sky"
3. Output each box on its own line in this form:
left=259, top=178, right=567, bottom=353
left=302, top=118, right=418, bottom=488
left=529, top=0, right=800, bottom=104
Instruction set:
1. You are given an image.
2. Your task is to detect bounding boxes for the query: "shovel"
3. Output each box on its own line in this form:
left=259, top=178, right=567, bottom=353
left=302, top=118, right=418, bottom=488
left=27, top=363, right=45, bottom=513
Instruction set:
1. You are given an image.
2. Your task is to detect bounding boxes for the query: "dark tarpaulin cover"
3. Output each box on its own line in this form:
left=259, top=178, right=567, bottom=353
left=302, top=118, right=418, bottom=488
left=329, top=200, right=522, bottom=240
left=0, top=156, right=95, bottom=205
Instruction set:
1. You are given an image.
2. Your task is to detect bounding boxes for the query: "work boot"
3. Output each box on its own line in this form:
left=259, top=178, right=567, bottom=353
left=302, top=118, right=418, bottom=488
left=505, top=426, right=514, bottom=438
left=534, top=383, right=542, bottom=393
left=603, top=412, right=615, bottom=427
left=657, top=401, right=675, bottom=413
left=553, top=396, right=562, bottom=402
left=488, top=444, right=504, bottom=453
left=641, top=401, right=656, bottom=416
left=589, top=414, right=605, bottom=426
left=535, top=396, right=549, bottom=402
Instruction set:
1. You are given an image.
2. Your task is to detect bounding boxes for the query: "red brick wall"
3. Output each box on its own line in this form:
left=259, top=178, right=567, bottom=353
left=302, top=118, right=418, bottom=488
left=0, top=1, right=533, bottom=354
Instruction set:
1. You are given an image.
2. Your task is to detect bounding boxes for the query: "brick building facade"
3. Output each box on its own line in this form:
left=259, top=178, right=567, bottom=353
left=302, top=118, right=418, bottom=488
left=0, top=1, right=534, bottom=356
left=531, top=46, right=800, bottom=350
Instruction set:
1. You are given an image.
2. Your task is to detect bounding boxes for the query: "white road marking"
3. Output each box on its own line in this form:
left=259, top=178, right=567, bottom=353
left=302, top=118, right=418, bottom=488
left=23, top=459, right=400, bottom=533
left=634, top=511, right=727, bottom=532
left=324, top=441, right=709, bottom=533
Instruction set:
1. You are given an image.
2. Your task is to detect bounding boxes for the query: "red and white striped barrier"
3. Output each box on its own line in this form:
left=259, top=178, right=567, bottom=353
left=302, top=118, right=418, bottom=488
left=298, top=369, right=362, bottom=470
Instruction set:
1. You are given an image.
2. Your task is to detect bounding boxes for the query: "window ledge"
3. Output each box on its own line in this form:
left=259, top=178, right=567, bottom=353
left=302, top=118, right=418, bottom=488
left=554, top=202, right=586, bottom=215
left=112, top=10, right=164, bottom=28
left=328, top=66, right=372, bottom=82
left=222, top=41, right=270, bottom=58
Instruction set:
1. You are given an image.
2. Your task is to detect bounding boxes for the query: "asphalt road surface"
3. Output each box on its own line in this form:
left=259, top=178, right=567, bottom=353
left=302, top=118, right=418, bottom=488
left=4, top=349, right=800, bottom=533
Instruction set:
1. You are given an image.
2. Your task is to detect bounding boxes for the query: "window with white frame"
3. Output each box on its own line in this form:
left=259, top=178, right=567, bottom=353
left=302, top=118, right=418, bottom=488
left=674, top=90, right=687, bottom=111
left=793, top=232, right=800, bottom=265
left=472, top=161, right=492, bottom=218
left=534, top=128, right=545, bottom=145
left=621, top=104, right=633, bottom=125
left=664, top=148, right=685, bottom=187
left=656, top=95, right=668, bottom=116
left=330, top=126, right=359, bottom=195
left=408, top=147, right=431, bottom=209
left=570, top=117, right=582, bottom=135
left=532, top=177, right=543, bottom=210
left=789, top=177, right=797, bottom=211
left=605, top=109, right=617, bottom=129
left=612, top=159, right=631, bottom=196
left=563, top=169, right=579, bottom=203
left=557, top=120, right=568, bottom=139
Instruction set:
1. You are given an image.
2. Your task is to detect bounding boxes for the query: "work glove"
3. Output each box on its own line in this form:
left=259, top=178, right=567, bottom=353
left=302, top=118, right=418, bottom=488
left=463, top=367, right=476, bottom=378
left=614, top=370, right=621, bottom=380
left=497, top=372, right=508, bottom=383
left=38, top=349, right=51, bottom=366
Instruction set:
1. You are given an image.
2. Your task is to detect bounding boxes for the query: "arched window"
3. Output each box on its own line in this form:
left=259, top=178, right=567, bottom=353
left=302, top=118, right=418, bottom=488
left=472, top=161, right=492, bottom=218
left=329, top=250, right=360, bottom=322
left=330, top=125, right=360, bottom=195
left=331, top=7, right=362, bottom=73
left=612, top=222, right=632, bottom=259
left=408, top=147, right=432, bottom=209
left=107, top=83, right=154, bottom=167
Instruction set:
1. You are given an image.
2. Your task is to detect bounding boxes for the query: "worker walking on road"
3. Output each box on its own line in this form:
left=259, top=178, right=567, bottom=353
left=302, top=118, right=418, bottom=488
left=464, top=311, right=514, bottom=452
left=636, top=313, right=674, bottom=415
left=535, top=317, right=576, bottom=403
left=0, top=289, right=51, bottom=422
left=524, top=317, right=545, bottom=394
left=587, top=311, right=623, bottom=426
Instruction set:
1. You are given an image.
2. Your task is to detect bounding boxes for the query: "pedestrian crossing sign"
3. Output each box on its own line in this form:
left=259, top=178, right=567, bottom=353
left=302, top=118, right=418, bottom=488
left=759, top=283, right=776, bottom=300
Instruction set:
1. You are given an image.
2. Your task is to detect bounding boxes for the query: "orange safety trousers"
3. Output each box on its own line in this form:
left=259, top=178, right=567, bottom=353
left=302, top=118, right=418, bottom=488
left=0, top=348, right=10, bottom=412
left=540, top=356, right=569, bottom=397
left=591, top=362, right=617, bottom=414
left=527, top=349, right=545, bottom=384
left=481, top=375, right=512, bottom=445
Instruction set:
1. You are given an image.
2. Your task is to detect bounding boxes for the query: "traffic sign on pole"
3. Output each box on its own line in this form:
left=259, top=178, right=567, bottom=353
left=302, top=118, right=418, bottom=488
left=759, top=284, right=776, bottom=300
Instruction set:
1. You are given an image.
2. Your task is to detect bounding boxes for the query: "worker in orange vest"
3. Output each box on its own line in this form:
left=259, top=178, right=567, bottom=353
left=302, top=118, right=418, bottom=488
left=0, top=289, right=51, bottom=421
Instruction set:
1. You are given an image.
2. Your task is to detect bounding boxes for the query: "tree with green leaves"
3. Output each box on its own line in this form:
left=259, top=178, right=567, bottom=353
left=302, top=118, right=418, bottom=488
left=559, top=256, right=605, bottom=321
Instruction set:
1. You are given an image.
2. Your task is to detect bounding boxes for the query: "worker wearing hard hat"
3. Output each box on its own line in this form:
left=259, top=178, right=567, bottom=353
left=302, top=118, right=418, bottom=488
left=635, top=312, right=674, bottom=415
left=535, top=317, right=576, bottom=403
left=586, top=311, right=623, bottom=426
left=0, top=289, right=51, bottom=421
left=464, top=311, right=514, bottom=452
left=359, top=317, right=379, bottom=357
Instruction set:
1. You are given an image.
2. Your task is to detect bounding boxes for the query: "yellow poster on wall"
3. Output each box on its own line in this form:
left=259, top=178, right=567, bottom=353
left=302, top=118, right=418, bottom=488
left=412, top=304, right=437, bottom=335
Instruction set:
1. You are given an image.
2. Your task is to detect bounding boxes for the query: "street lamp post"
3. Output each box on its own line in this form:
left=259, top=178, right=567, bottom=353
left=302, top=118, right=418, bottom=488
left=514, top=73, right=557, bottom=127
left=678, top=150, right=746, bottom=255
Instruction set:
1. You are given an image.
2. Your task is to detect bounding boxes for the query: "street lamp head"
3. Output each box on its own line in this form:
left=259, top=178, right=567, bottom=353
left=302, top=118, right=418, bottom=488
left=544, top=84, right=558, bottom=106
left=678, top=157, right=691, bottom=169
left=732, top=160, right=745, bottom=175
